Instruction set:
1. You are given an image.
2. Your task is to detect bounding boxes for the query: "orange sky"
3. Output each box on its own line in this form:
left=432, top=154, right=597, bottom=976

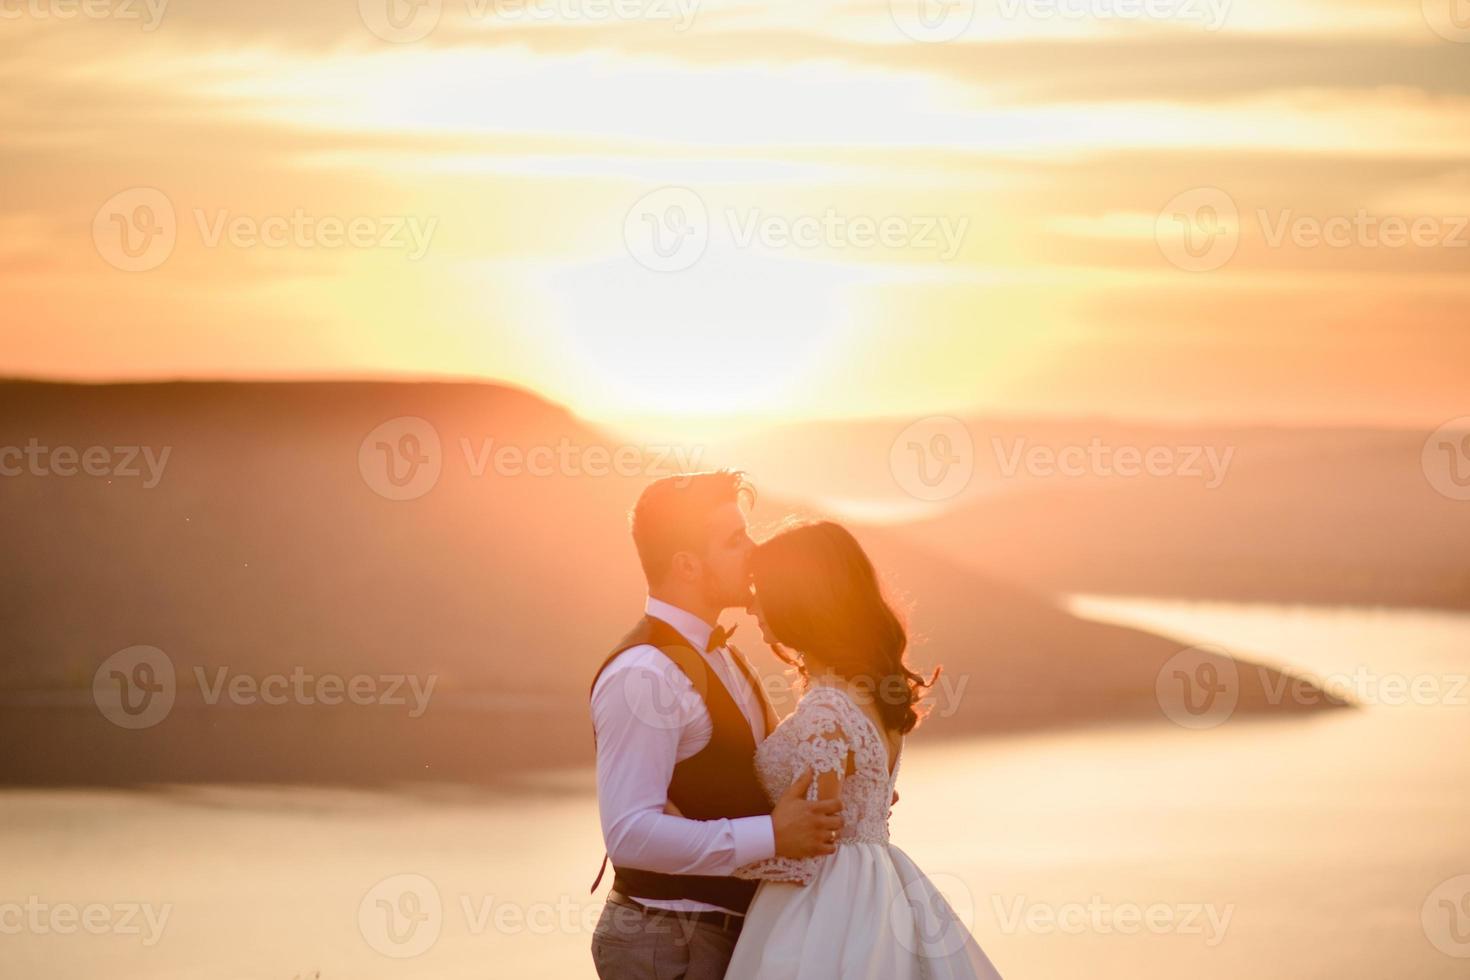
left=3, top=0, right=1469, bottom=427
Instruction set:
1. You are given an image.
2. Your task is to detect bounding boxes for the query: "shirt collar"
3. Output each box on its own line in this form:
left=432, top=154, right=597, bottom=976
left=645, top=596, right=716, bottom=653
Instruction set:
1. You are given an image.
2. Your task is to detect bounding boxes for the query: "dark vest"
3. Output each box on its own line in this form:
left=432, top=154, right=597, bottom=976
left=590, top=615, right=773, bottom=913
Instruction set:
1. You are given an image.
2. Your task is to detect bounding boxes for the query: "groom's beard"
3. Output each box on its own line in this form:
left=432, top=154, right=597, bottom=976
left=701, top=574, right=747, bottom=614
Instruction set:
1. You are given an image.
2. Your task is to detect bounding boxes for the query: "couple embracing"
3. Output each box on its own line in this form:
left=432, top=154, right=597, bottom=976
left=589, top=471, right=1002, bottom=979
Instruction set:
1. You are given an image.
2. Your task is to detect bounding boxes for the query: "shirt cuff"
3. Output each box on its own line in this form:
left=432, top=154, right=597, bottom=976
left=730, top=815, right=776, bottom=867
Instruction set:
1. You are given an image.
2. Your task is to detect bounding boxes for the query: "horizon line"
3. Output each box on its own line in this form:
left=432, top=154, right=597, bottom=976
left=0, top=371, right=1443, bottom=436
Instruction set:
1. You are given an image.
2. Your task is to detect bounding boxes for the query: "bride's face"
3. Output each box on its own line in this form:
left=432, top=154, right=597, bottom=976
left=748, top=591, right=779, bottom=646
left=750, top=583, right=841, bottom=674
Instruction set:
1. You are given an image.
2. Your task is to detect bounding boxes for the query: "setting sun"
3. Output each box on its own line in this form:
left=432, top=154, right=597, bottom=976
left=5, top=0, right=1470, bottom=426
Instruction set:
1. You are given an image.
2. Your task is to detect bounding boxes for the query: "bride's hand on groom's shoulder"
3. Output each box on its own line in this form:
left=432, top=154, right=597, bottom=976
left=771, top=767, right=844, bottom=860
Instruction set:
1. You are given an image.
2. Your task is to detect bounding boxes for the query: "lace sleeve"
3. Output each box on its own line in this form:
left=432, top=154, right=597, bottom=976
left=734, top=698, right=850, bottom=886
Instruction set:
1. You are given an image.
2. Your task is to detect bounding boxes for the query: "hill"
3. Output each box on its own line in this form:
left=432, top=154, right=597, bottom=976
left=692, top=415, right=1470, bottom=608
left=0, top=380, right=1345, bottom=785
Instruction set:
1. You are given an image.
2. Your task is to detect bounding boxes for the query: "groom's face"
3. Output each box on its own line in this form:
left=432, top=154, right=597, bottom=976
left=697, top=501, right=756, bottom=609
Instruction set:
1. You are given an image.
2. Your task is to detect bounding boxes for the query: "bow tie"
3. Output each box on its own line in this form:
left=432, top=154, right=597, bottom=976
left=706, top=624, right=737, bottom=653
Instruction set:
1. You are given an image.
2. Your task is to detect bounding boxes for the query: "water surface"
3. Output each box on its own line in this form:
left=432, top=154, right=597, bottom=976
left=5, top=599, right=1467, bottom=978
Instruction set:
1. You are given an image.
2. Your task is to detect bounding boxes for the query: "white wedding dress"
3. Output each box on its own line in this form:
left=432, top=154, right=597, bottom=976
left=725, top=684, right=1003, bottom=980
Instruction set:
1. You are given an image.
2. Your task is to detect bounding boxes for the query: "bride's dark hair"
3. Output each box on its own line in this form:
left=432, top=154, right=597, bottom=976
left=750, top=519, right=938, bottom=735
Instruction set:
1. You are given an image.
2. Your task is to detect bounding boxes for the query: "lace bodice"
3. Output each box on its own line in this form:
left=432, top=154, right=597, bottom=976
left=735, top=684, right=901, bottom=885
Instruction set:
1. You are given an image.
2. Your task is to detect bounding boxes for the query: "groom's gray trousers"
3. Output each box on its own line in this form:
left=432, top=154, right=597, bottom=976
left=591, top=891, right=743, bottom=980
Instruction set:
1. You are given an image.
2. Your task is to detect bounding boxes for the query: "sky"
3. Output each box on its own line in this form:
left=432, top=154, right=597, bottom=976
left=3, top=0, right=1469, bottom=427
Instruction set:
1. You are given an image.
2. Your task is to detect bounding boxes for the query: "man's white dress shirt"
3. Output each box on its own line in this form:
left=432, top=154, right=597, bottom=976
left=591, top=596, right=776, bottom=914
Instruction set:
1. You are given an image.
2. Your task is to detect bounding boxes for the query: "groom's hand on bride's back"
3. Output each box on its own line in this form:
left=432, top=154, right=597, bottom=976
left=772, top=766, right=844, bottom=858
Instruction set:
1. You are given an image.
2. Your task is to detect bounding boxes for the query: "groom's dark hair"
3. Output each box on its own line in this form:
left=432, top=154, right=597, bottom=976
left=630, top=469, right=755, bottom=585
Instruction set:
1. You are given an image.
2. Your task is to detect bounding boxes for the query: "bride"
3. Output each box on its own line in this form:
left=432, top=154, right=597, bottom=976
left=723, top=519, right=1003, bottom=980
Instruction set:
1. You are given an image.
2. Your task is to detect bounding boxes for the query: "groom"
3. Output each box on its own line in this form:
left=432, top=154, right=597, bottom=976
left=589, top=470, right=843, bottom=979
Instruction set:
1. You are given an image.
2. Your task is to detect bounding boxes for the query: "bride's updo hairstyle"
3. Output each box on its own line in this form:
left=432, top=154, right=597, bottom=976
left=750, top=519, right=939, bottom=735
